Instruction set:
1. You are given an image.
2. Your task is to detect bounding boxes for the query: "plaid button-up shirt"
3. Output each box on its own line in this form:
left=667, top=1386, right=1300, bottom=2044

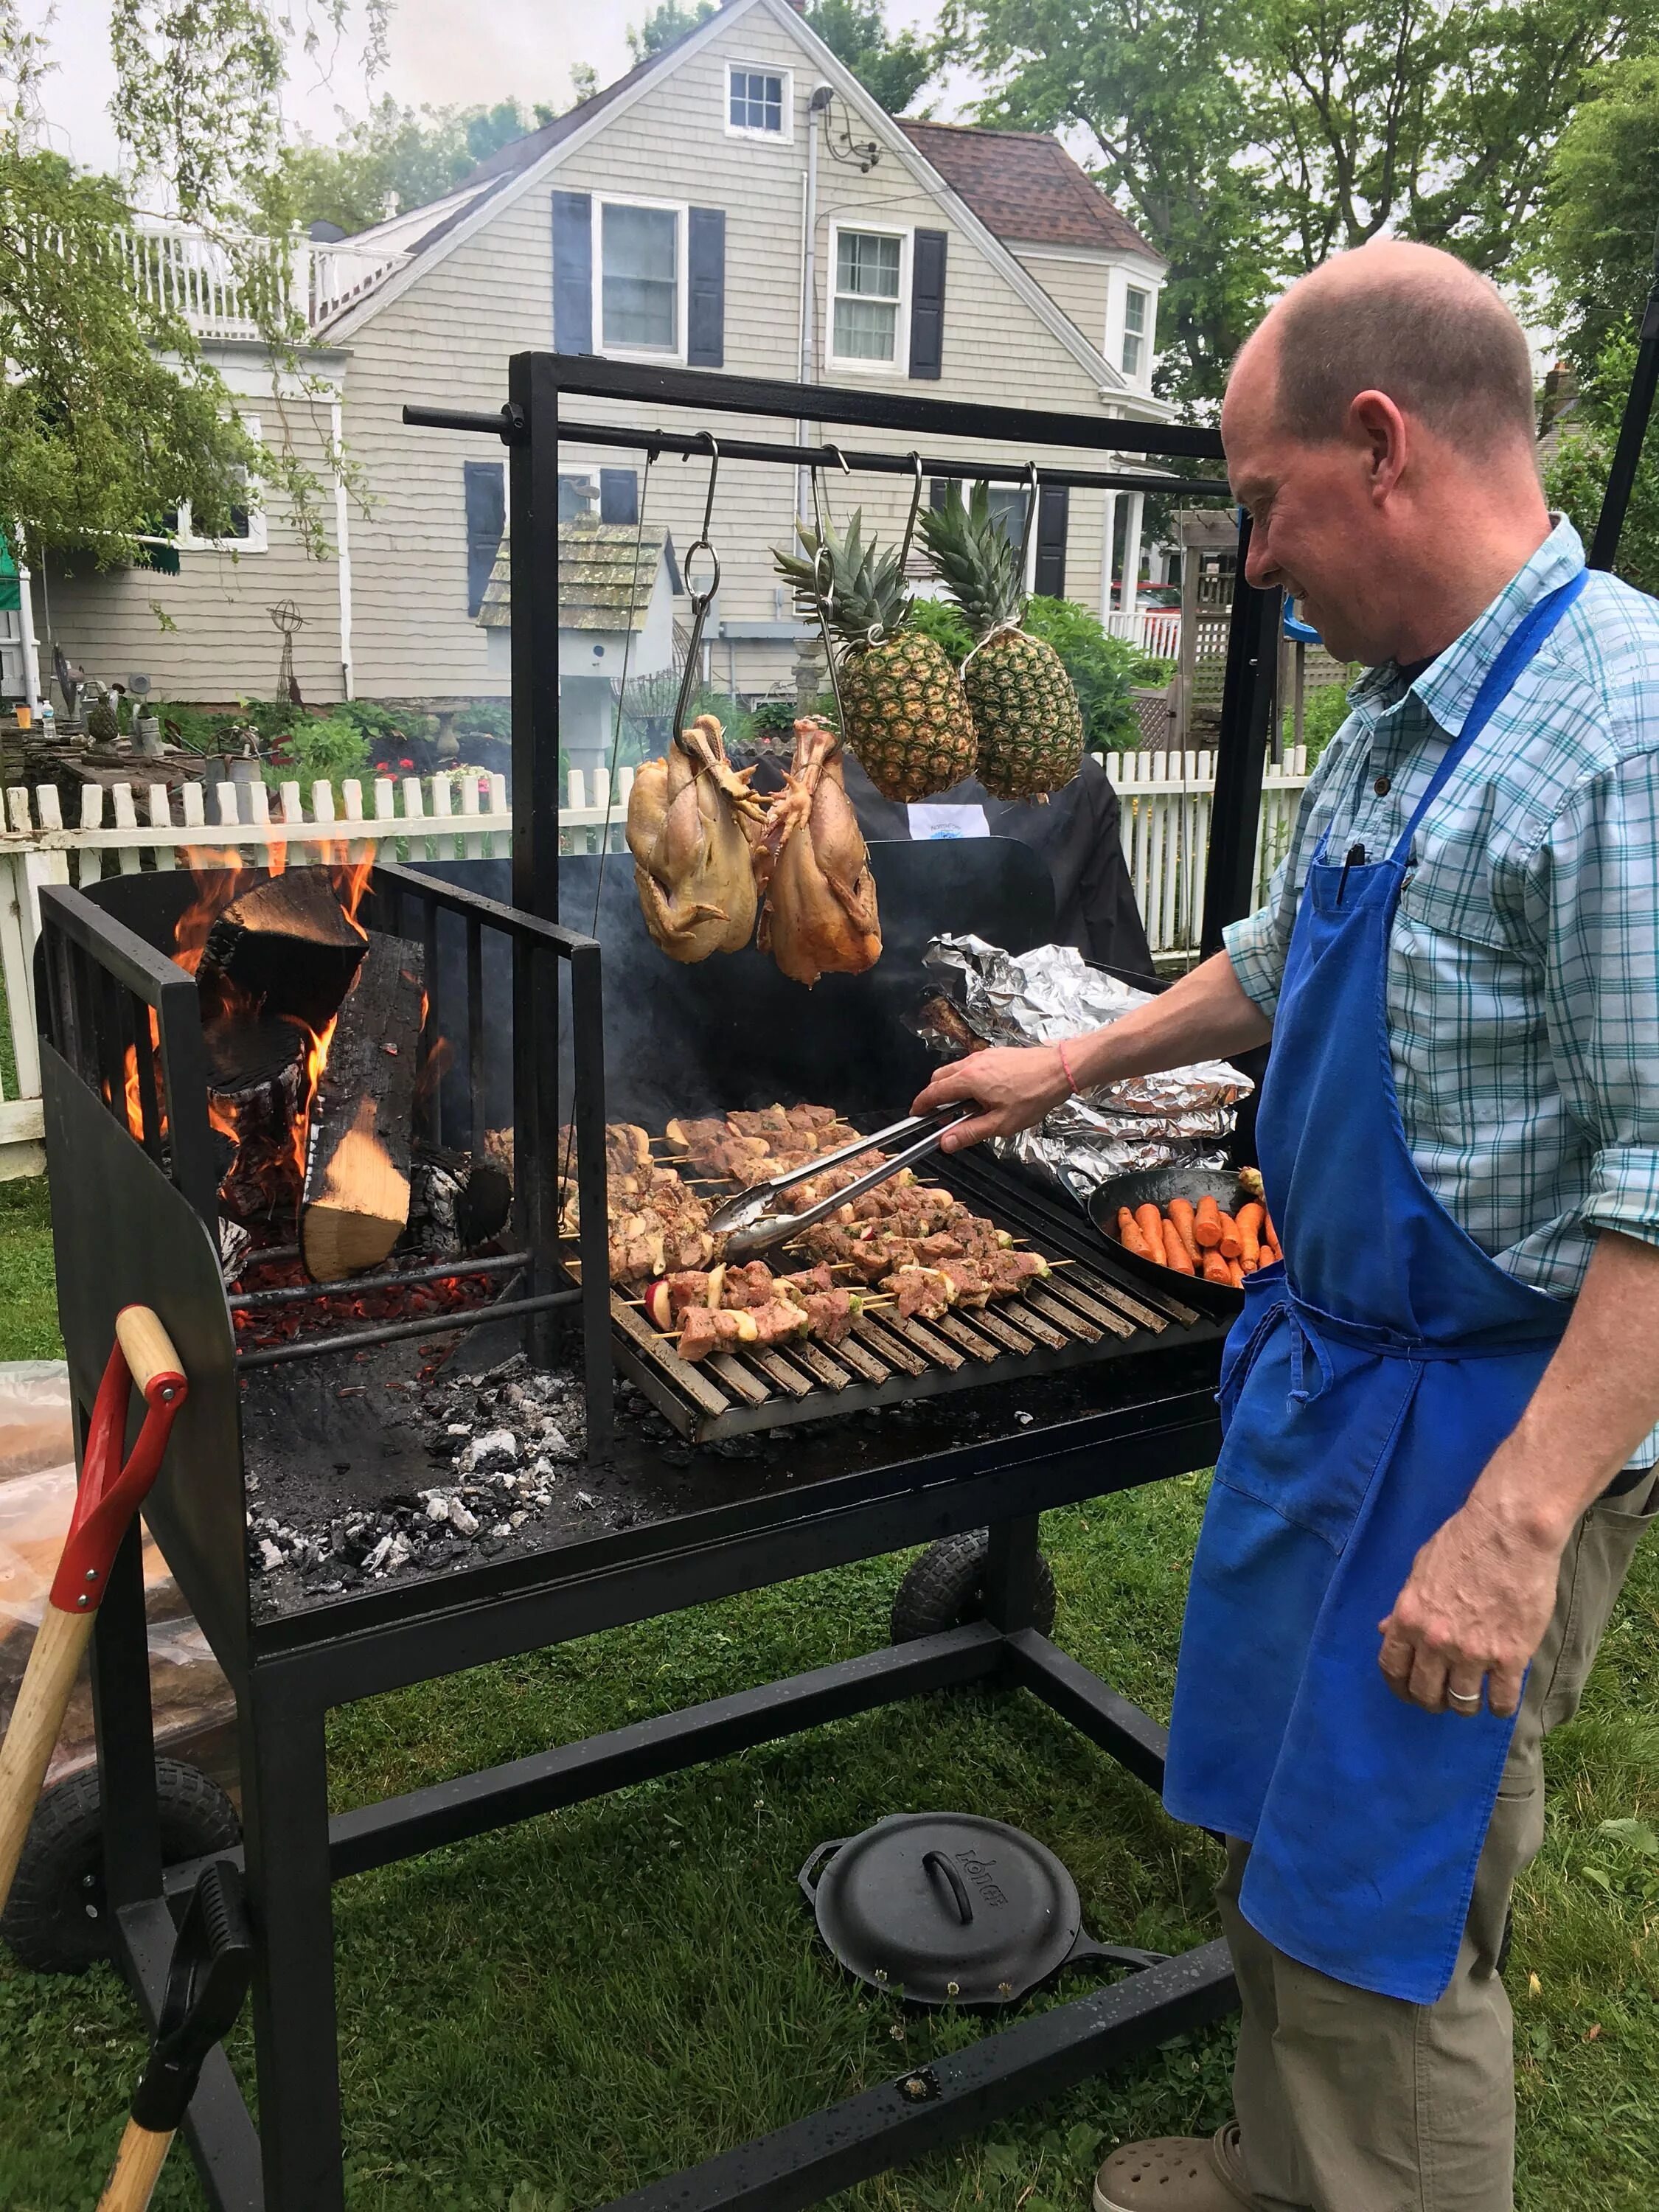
left=1226, top=519, right=1659, bottom=1402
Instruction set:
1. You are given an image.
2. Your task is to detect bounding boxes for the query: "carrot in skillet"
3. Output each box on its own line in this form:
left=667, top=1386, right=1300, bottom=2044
left=1168, top=1196, right=1201, bottom=1265
left=1263, top=1208, right=1282, bottom=1264
left=1217, top=1211, right=1243, bottom=1261
left=1234, top=1202, right=1265, bottom=1270
left=1201, top=1251, right=1232, bottom=1284
left=1227, top=1258, right=1245, bottom=1287
left=1135, top=1203, right=1165, bottom=1254
left=1161, top=1218, right=1196, bottom=1275
left=1118, top=1206, right=1154, bottom=1259
left=1194, top=1194, right=1223, bottom=1248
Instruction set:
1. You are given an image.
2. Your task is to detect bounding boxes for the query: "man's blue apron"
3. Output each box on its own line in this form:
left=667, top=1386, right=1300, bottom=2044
left=1164, top=570, right=1585, bottom=2004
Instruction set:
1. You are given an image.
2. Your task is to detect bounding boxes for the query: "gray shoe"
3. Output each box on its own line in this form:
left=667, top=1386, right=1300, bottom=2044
left=1093, top=2123, right=1260, bottom=2212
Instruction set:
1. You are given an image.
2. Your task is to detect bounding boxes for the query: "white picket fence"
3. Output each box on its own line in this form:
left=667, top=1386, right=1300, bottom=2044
left=0, top=749, right=1309, bottom=1175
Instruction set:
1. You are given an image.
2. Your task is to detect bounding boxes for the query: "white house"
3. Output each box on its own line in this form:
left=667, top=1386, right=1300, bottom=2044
left=40, top=0, right=1171, bottom=710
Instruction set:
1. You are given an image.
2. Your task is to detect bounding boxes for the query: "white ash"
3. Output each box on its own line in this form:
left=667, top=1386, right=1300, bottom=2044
left=248, top=1349, right=594, bottom=1585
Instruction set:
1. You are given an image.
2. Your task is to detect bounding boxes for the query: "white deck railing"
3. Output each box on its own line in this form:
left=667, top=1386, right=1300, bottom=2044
left=81, top=224, right=407, bottom=338
left=0, top=749, right=1309, bottom=1174
left=1102, top=608, right=1182, bottom=660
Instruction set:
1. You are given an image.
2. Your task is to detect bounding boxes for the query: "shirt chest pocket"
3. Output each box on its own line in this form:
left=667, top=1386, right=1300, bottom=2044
left=1390, top=877, right=1543, bottom=1079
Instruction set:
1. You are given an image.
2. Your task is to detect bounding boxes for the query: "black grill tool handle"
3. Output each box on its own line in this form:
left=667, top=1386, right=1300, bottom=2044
left=98, top=1860, right=254, bottom=2212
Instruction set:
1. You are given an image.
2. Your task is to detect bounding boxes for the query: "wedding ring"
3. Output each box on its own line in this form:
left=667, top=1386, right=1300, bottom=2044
left=1447, top=1688, right=1482, bottom=1709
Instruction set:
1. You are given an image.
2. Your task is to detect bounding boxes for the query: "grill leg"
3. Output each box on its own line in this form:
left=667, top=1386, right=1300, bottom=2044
left=243, top=1676, right=345, bottom=2211
left=91, top=1513, right=164, bottom=1919
left=979, top=1514, right=1043, bottom=1633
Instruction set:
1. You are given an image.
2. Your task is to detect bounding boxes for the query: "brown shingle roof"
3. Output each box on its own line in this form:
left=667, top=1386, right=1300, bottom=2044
left=897, top=121, right=1162, bottom=262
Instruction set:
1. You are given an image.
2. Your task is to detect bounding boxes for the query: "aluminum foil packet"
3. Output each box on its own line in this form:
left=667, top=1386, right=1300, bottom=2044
left=919, top=935, right=1253, bottom=1193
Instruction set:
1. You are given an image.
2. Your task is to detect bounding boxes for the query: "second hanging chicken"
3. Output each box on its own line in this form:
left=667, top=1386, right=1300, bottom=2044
left=755, top=717, right=883, bottom=988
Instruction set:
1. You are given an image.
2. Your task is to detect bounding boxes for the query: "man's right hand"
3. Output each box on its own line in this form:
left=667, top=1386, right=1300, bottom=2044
left=912, top=1046, right=1074, bottom=1152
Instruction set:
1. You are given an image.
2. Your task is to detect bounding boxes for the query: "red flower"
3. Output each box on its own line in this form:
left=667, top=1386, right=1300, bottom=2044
left=398, top=757, right=414, bottom=768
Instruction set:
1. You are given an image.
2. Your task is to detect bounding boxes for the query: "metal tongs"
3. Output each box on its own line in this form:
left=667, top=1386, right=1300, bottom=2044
left=708, top=1105, right=975, bottom=1260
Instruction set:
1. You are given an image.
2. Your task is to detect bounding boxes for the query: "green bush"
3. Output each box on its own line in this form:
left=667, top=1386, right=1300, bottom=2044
left=1281, top=677, right=1354, bottom=764
left=236, top=695, right=308, bottom=743
left=455, top=700, right=512, bottom=742
left=905, top=594, right=974, bottom=662
left=262, top=714, right=372, bottom=796
left=149, top=700, right=223, bottom=751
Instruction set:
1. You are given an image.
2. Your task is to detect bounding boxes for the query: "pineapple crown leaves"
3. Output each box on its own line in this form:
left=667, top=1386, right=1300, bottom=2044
left=771, top=507, right=914, bottom=649
left=917, top=481, right=1028, bottom=640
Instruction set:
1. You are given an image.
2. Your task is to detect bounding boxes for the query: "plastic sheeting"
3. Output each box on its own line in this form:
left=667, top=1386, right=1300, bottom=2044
left=0, top=1362, right=236, bottom=1792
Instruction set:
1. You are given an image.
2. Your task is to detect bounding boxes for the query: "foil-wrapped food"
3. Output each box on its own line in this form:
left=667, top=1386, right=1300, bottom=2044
left=918, top=936, right=1253, bottom=1193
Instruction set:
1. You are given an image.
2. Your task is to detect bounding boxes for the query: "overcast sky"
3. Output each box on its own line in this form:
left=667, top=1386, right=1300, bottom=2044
left=22, top=0, right=978, bottom=181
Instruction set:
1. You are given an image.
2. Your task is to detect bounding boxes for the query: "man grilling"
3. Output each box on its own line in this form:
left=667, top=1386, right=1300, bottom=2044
left=913, top=241, right=1659, bottom=2212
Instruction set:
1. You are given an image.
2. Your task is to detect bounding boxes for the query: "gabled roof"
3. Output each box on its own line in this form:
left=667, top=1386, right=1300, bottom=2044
left=479, top=525, right=680, bottom=630
left=317, top=0, right=1168, bottom=412
left=895, top=122, right=1163, bottom=264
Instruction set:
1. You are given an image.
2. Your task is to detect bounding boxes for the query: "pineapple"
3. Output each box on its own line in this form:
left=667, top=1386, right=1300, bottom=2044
left=773, top=511, right=975, bottom=802
left=919, top=484, right=1084, bottom=799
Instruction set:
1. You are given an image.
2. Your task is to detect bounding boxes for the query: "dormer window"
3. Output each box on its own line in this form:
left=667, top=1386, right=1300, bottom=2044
left=1122, top=286, right=1149, bottom=378
left=728, top=65, right=789, bottom=138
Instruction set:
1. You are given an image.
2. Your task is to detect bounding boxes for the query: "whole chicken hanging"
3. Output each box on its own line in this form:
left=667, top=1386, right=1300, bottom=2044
left=756, top=718, right=883, bottom=987
left=626, top=714, right=765, bottom=962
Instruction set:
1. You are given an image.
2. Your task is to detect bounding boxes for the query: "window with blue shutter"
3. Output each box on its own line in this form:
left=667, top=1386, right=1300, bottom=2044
left=687, top=207, right=725, bottom=368
left=1034, top=483, right=1068, bottom=598
left=465, top=460, right=506, bottom=617
left=908, top=228, right=947, bottom=379
left=552, top=189, right=592, bottom=354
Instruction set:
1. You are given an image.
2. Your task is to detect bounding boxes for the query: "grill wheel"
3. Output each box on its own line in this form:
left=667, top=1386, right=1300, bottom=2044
left=889, top=1529, right=1057, bottom=1644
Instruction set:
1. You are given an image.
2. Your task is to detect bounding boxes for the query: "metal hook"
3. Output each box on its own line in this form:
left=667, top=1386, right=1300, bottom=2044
left=670, top=434, right=723, bottom=743
left=896, top=451, right=925, bottom=575
left=1016, top=461, right=1040, bottom=596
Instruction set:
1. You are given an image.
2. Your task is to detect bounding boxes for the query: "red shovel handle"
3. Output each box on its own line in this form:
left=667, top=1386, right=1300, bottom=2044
left=49, top=1308, right=186, bottom=1615
left=1, top=1310, right=187, bottom=1926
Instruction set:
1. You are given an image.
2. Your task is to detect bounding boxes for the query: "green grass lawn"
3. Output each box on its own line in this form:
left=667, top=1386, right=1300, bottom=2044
left=0, top=1184, right=1654, bottom=2211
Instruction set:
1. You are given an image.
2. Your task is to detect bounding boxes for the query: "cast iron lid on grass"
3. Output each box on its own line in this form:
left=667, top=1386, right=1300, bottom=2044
left=799, top=1813, right=1163, bottom=2007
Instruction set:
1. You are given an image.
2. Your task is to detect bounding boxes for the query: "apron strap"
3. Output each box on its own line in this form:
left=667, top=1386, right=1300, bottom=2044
left=1389, top=568, right=1587, bottom=866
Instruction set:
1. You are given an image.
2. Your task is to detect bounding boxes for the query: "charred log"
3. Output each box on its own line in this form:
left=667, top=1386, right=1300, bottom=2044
left=408, top=1149, right=514, bottom=1259
left=201, top=870, right=366, bottom=1031
left=204, top=1015, right=307, bottom=1223
left=299, top=933, right=424, bottom=1281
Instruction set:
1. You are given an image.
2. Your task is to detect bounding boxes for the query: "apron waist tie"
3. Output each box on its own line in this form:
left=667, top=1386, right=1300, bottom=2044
left=1229, top=1282, right=1566, bottom=1413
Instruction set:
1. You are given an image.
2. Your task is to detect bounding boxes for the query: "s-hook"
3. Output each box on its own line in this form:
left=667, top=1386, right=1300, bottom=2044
left=803, top=446, right=853, bottom=734
left=669, top=432, right=723, bottom=742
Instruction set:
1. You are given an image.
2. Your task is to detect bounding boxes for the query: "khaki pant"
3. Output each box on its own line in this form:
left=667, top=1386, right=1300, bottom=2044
left=1217, top=1468, right=1658, bottom=2212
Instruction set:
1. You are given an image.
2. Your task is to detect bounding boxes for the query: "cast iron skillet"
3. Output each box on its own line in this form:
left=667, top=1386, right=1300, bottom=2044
left=799, top=1812, right=1164, bottom=2008
left=1064, top=1161, right=1250, bottom=1321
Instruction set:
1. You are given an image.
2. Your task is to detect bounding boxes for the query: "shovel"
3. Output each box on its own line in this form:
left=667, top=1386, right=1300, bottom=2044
left=0, top=1306, right=187, bottom=1920
left=97, top=1857, right=253, bottom=2211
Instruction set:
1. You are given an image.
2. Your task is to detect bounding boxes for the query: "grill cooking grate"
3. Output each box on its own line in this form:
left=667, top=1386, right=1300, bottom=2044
left=599, top=1141, right=1201, bottom=1443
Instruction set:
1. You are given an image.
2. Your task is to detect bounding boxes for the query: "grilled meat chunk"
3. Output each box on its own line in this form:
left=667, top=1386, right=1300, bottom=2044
left=678, top=1306, right=759, bottom=1360
left=880, top=1265, right=956, bottom=1321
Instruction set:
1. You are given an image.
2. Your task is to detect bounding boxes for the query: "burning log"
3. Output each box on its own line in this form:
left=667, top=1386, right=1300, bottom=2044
left=408, top=1148, right=514, bottom=1259
left=204, top=1015, right=308, bottom=1222
left=299, top=933, right=424, bottom=1281
left=201, top=870, right=366, bottom=1032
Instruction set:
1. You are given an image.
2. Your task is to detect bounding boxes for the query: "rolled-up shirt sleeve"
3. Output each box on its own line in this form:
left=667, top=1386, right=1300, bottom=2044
left=1529, top=747, right=1659, bottom=1251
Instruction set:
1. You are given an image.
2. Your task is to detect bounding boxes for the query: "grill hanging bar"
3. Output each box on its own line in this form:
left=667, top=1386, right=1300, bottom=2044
left=400, top=405, right=1233, bottom=500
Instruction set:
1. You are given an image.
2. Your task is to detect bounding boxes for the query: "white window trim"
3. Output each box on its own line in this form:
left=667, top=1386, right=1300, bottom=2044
left=725, top=60, right=793, bottom=142
left=593, top=192, right=689, bottom=366
left=175, top=414, right=267, bottom=553
left=826, top=221, right=912, bottom=378
left=1105, top=271, right=1159, bottom=394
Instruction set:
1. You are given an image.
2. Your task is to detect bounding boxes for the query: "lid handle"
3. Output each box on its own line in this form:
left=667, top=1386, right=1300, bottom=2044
left=922, top=1849, right=974, bottom=1927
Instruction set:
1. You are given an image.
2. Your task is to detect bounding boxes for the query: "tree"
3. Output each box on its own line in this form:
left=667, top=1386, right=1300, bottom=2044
left=627, top=1, right=717, bottom=64
left=940, top=0, right=1273, bottom=406
left=947, top=0, right=1659, bottom=408
left=627, top=0, right=931, bottom=112
left=1543, top=55, right=1659, bottom=376
left=267, top=98, right=564, bottom=237
left=1544, top=327, right=1659, bottom=597
left=801, top=0, right=933, bottom=114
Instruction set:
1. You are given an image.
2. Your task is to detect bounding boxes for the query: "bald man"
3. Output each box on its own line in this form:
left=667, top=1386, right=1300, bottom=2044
left=915, top=242, right=1659, bottom=2212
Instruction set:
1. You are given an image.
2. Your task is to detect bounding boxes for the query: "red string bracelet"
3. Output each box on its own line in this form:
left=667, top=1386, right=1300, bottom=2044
left=1056, top=1038, right=1080, bottom=1094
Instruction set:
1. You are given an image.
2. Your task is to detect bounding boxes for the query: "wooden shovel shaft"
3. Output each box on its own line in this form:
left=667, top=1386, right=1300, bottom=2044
left=97, top=2118, right=174, bottom=2212
left=0, top=1602, right=97, bottom=1916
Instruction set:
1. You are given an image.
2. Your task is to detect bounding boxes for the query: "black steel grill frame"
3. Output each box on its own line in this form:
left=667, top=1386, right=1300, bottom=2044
left=38, top=358, right=1276, bottom=2212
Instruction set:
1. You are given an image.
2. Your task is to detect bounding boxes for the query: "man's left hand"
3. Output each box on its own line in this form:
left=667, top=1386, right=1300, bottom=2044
left=1377, top=1489, right=1562, bottom=1718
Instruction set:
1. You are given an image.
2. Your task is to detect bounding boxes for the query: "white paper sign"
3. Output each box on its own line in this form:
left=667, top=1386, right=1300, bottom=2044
left=907, top=804, right=990, bottom=841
